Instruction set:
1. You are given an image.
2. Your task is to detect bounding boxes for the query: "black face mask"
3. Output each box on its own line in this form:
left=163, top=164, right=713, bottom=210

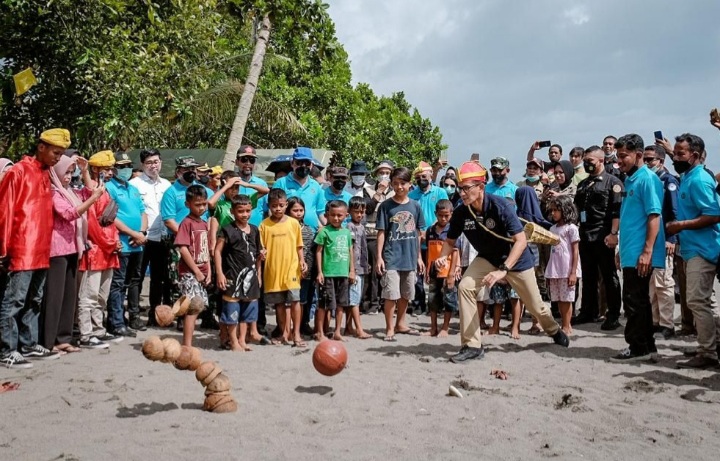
left=583, top=161, right=596, bottom=174
left=673, top=160, right=692, bottom=174
left=416, top=179, right=430, bottom=189
left=332, top=179, right=346, bottom=191
left=198, top=175, right=210, bottom=185
left=182, top=171, right=197, bottom=183
left=491, top=174, right=506, bottom=184
left=295, top=166, right=310, bottom=179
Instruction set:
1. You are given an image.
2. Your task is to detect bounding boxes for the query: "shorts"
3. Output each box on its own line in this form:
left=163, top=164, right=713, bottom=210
left=486, top=283, right=518, bottom=305
left=427, top=279, right=457, bottom=313
left=264, top=289, right=301, bottom=306
left=221, top=300, right=259, bottom=324
left=348, top=276, right=364, bottom=307
left=547, top=278, right=577, bottom=302
left=381, top=270, right=416, bottom=301
left=300, top=278, right=315, bottom=305
left=178, top=273, right=209, bottom=309
left=318, top=277, right=350, bottom=311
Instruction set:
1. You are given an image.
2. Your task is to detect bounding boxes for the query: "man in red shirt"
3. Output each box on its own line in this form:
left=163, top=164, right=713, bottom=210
left=0, top=129, right=69, bottom=368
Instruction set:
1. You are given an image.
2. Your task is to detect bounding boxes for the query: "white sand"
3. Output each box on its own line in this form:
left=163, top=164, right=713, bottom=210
left=2, top=301, right=720, bottom=460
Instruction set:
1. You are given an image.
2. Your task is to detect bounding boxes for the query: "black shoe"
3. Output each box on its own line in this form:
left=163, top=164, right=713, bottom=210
left=552, top=330, right=570, bottom=347
left=450, top=345, right=485, bottom=363
left=111, top=327, right=137, bottom=338
left=129, top=317, right=147, bottom=331
left=146, top=311, right=158, bottom=328
left=600, top=318, right=622, bottom=331
left=655, top=327, right=675, bottom=340
left=571, top=314, right=598, bottom=325
left=608, top=347, right=652, bottom=363
left=201, top=316, right=220, bottom=330
left=677, top=355, right=719, bottom=369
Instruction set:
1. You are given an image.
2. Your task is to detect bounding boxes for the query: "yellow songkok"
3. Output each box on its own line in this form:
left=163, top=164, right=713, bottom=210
left=40, top=128, right=71, bottom=148
left=210, top=166, right=223, bottom=176
left=458, top=161, right=487, bottom=183
left=412, top=161, right=433, bottom=176
left=88, top=150, right=116, bottom=167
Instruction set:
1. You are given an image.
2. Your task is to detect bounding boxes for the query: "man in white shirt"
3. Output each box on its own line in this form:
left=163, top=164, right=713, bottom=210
left=129, top=148, right=171, bottom=326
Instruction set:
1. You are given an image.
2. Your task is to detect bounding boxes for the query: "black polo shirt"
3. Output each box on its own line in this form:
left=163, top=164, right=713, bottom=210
left=574, top=173, right=624, bottom=243
left=448, top=193, right=534, bottom=271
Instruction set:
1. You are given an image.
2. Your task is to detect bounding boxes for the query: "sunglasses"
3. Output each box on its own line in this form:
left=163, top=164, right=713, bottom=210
left=238, top=156, right=256, bottom=164
left=295, top=161, right=311, bottom=167
left=643, top=157, right=657, bottom=163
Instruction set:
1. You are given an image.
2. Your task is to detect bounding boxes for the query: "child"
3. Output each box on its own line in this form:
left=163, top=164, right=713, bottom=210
left=376, top=167, right=426, bottom=341
left=259, top=188, right=307, bottom=347
left=344, top=197, right=372, bottom=339
left=484, top=282, right=522, bottom=339
left=545, top=195, right=581, bottom=335
left=424, top=200, right=459, bottom=337
left=315, top=200, right=356, bottom=341
left=286, top=197, right=317, bottom=336
left=214, top=195, right=267, bottom=351
left=174, top=185, right=211, bottom=347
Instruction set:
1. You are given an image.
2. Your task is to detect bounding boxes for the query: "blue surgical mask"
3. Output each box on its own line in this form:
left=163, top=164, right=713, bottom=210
left=649, top=164, right=662, bottom=174
left=525, top=176, right=539, bottom=183
left=444, top=185, right=456, bottom=195
left=116, top=168, right=133, bottom=181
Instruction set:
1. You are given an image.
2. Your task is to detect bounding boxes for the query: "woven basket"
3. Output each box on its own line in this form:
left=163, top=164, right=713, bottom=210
left=522, top=221, right=560, bottom=246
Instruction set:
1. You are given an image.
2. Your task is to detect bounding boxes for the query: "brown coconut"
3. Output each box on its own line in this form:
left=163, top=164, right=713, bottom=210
left=161, top=338, right=182, bottom=363
left=213, top=399, right=238, bottom=413
left=173, top=345, right=194, bottom=370
left=187, top=296, right=205, bottom=315
left=195, top=361, right=221, bottom=384
left=206, top=373, right=231, bottom=393
left=155, top=305, right=174, bottom=327
left=141, top=336, right=164, bottom=361
left=203, top=393, right=234, bottom=412
left=187, top=347, right=202, bottom=371
left=204, top=388, right=231, bottom=397
left=171, top=296, right=190, bottom=317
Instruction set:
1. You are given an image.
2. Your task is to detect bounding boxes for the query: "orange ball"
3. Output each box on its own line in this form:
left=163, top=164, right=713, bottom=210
left=312, top=341, right=348, bottom=377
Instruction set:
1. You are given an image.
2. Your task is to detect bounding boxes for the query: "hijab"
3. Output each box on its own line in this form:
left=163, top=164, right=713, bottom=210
left=515, top=186, right=552, bottom=229
left=555, top=160, right=575, bottom=190
left=50, top=155, right=88, bottom=256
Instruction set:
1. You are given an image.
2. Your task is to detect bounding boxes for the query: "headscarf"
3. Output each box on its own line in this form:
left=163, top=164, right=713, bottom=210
left=0, top=158, right=13, bottom=173
left=50, top=155, right=88, bottom=256
left=555, top=160, right=575, bottom=190
left=515, top=186, right=552, bottom=229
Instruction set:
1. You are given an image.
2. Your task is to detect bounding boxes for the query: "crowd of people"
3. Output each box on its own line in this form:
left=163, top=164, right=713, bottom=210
left=2, top=117, right=720, bottom=369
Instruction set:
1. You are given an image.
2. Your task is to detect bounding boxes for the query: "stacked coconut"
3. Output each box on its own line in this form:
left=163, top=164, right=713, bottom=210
left=154, top=296, right=205, bottom=328
left=141, top=336, right=236, bottom=413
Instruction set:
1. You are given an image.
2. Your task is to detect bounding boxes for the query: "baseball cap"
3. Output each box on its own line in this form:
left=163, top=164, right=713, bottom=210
left=196, top=163, right=212, bottom=172
left=114, top=151, right=132, bottom=166
left=490, top=157, right=509, bottom=169
left=236, top=145, right=257, bottom=158
left=292, top=147, right=313, bottom=162
left=526, top=158, right=543, bottom=169
left=331, top=167, right=349, bottom=178
left=175, top=156, right=200, bottom=168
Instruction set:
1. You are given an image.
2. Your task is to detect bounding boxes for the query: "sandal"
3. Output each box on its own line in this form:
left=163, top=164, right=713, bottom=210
left=292, top=340, right=308, bottom=348
left=395, top=328, right=421, bottom=336
left=526, top=325, right=542, bottom=336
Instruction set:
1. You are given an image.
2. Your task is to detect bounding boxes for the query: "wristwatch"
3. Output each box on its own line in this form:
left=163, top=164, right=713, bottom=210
left=610, top=230, right=618, bottom=236
left=141, top=230, right=148, bottom=236
left=498, top=263, right=510, bottom=272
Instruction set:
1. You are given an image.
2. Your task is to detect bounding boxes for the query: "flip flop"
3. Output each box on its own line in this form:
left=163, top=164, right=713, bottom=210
left=383, top=335, right=397, bottom=342
left=292, top=340, right=308, bottom=348
left=396, top=328, right=421, bottom=336
left=526, top=326, right=542, bottom=336
left=255, top=337, right=271, bottom=346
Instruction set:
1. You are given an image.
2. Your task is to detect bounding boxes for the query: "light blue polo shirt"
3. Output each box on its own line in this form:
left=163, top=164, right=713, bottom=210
left=241, top=175, right=268, bottom=227
left=485, top=181, right=519, bottom=204
left=324, top=186, right=352, bottom=205
left=408, top=184, right=447, bottom=230
left=619, top=165, right=665, bottom=269
left=677, top=164, right=720, bottom=263
left=106, top=178, right=146, bottom=253
left=272, top=174, right=326, bottom=231
left=160, top=180, right=214, bottom=229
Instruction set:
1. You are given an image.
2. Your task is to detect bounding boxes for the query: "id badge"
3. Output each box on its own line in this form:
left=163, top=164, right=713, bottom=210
left=580, top=211, right=587, bottom=223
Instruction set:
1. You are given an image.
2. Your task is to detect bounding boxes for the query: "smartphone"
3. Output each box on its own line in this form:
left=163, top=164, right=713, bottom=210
left=538, top=140, right=551, bottom=148
left=470, top=153, right=480, bottom=162
left=654, top=130, right=663, bottom=140
left=99, top=172, right=105, bottom=181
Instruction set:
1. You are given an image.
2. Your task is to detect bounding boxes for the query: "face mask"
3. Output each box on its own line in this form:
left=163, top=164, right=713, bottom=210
left=377, top=174, right=390, bottom=183
left=182, top=171, right=197, bottom=183
left=673, top=160, right=691, bottom=175
left=295, top=166, right=309, bottom=179
left=332, top=179, right=347, bottom=191
left=492, top=174, right=506, bottom=184
left=525, top=175, right=539, bottom=183
left=117, top=168, right=133, bottom=181
left=649, top=164, right=662, bottom=174
left=72, top=166, right=81, bottom=178
left=416, top=178, right=430, bottom=189
left=583, top=161, right=596, bottom=174
left=444, top=186, right=456, bottom=195
left=198, top=175, right=210, bottom=185
left=351, top=175, right=365, bottom=186
left=573, top=163, right=582, bottom=170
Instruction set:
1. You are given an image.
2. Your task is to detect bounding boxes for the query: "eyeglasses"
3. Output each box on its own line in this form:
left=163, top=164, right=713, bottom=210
left=237, top=156, right=256, bottom=164
left=643, top=157, right=657, bottom=163
left=458, top=184, right=480, bottom=193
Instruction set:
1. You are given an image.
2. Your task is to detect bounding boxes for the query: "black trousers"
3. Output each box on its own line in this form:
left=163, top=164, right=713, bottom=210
left=411, top=248, right=428, bottom=312
left=133, top=240, right=172, bottom=314
left=364, top=239, right=381, bottom=312
left=579, top=240, right=621, bottom=320
left=622, top=268, right=655, bottom=355
left=41, top=254, right=78, bottom=347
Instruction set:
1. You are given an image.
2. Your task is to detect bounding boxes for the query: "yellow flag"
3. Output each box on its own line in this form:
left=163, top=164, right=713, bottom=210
left=13, top=68, right=37, bottom=96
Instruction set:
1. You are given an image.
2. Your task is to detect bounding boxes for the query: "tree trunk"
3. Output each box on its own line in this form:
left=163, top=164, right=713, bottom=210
left=222, top=13, right=271, bottom=171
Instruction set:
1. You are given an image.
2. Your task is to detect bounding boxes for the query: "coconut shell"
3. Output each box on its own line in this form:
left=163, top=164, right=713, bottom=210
left=161, top=338, right=182, bottom=363
left=155, top=305, right=174, bottom=327
left=201, top=367, right=223, bottom=387
left=203, top=393, right=233, bottom=411
left=173, top=345, right=194, bottom=370
left=141, top=336, right=164, bottom=361
left=213, top=399, right=238, bottom=414
left=195, top=361, right=220, bottom=383
left=171, top=296, right=190, bottom=317
left=187, top=347, right=202, bottom=371
left=204, top=388, right=232, bottom=397
left=187, top=296, right=205, bottom=315
left=206, top=373, right=231, bottom=393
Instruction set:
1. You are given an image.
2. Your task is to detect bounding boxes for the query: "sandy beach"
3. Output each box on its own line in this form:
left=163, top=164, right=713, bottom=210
left=2, top=289, right=720, bottom=461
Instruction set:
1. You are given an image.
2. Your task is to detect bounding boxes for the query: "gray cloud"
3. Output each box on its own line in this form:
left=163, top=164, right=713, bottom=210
left=327, top=0, right=720, bottom=174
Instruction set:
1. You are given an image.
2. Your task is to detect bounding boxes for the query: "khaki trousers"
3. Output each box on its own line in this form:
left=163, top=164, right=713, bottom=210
left=685, top=257, right=720, bottom=359
left=77, top=269, right=112, bottom=341
left=459, top=257, right=559, bottom=347
left=650, top=255, right=675, bottom=329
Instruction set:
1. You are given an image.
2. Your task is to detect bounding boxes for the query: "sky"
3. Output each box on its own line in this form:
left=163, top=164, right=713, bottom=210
left=325, top=0, right=720, bottom=175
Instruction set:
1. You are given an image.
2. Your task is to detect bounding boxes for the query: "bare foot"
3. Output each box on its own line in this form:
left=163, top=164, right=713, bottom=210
left=485, top=327, right=500, bottom=336
left=437, top=329, right=449, bottom=338
left=480, top=322, right=489, bottom=330
left=562, top=326, right=573, bottom=335
left=313, top=333, right=327, bottom=342
left=344, top=327, right=357, bottom=336
left=238, top=342, right=253, bottom=351
left=332, top=333, right=346, bottom=342
left=230, top=343, right=245, bottom=352
left=421, top=329, right=438, bottom=337
left=510, top=327, right=520, bottom=340
left=355, top=330, right=372, bottom=339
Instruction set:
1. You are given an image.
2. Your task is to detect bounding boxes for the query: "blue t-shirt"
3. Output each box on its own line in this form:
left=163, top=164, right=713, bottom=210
left=619, top=166, right=665, bottom=269
left=485, top=181, right=519, bottom=205
left=241, top=176, right=268, bottom=227
left=677, top=165, right=720, bottom=263
left=160, top=180, right=214, bottom=228
left=376, top=199, right=426, bottom=271
left=106, top=179, right=146, bottom=253
left=272, top=175, right=327, bottom=231
left=408, top=184, right=448, bottom=229
left=324, top=186, right=353, bottom=205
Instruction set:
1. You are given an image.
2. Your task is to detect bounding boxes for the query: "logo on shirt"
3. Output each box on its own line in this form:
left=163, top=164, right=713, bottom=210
left=485, top=218, right=496, bottom=229
left=464, top=219, right=476, bottom=230
left=388, top=210, right=417, bottom=242
left=668, top=183, right=677, bottom=192
left=612, top=184, right=621, bottom=193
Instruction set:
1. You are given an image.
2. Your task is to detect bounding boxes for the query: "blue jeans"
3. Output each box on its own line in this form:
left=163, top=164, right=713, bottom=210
left=108, top=252, right=143, bottom=331
left=0, top=270, right=47, bottom=355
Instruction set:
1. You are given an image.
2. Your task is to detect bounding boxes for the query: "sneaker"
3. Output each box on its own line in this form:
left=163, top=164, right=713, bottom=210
left=600, top=318, right=622, bottom=331
left=1, top=351, right=33, bottom=369
left=110, top=327, right=137, bottom=338
left=20, top=344, right=60, bottom=360
left=676, top=355, right=719, bottom=370
left=608, top=347, right=652, bottom=363
left=96, top=333, right=123, bottom=343
left=129, top=317, right=147, bottom=331
left=79, top=337, right=110, bottom=349
left=552, top=330, right=570, bottom=347
left=450, top=345, right=485, bottom=363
